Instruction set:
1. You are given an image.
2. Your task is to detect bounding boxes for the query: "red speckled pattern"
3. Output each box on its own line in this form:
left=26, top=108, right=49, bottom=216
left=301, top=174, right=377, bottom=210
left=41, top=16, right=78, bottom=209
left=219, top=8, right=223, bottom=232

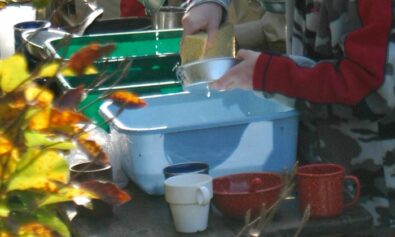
left=212, top=172, right=283, bottom=219
left=297, top=163, right=360, bottom=218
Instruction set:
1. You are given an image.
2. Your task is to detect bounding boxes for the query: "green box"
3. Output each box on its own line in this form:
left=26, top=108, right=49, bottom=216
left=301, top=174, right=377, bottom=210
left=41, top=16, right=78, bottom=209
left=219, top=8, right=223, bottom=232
left=56, top=56, right=183, bottom=131
left=48, top=29, right=185, bottom=131
left=46, top=29, right=182, bottom=60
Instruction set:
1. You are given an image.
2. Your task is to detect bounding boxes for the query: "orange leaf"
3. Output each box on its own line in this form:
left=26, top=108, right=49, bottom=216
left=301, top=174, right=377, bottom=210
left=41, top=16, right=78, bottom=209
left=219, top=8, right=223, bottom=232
left=0, top=135, right=12, bottom=156
left=77, top=138, right=109, bottom=164
left=50, top=109, right=90, bottom=126
left=80, top=180, right=131, bottom=205
left=108, top=91, right=147, bottom=108
left=51, top=124, right=88, bottom=139
left=24, top=86, right=54, bottom=108
left=68, top=43, right=115, bottom=75
left=18, top=223, right=55, bottom=237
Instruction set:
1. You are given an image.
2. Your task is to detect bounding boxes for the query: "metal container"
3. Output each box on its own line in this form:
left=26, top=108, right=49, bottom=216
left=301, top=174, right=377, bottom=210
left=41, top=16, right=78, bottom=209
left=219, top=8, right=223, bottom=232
left=138, top=0, right=166, bottom=15
left=83, top=17, right=152, bottom=35
left=152, top=6, right=185, bottom=29
left=69, top=162, right=112, bottom=182
left=14, top=20, right=51, bottom=53
left=176, top=57, right=241, bottom=89
left=22, top=28, right=70, bottom=60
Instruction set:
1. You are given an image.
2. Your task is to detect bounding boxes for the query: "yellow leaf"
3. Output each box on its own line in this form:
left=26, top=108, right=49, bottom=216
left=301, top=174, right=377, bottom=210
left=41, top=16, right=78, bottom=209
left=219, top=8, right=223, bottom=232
left=0, top=135, right=12, bottom=156
left=40, top=185, right=97, bottom=206
left=0, top=201, right=10, bottom=218
left=28, top=106, right=51, bottom=131
left=24, top=131, right=75, bottom=150
left=24, top=86, right=54, bottom=108
left=61, top=65, right=98, bottom=77
left=0, top=54, right=31, bottom=93
left=0, top=149, right=20, bottom=182
left=35, top=62, right=61, bottom=79
left=0, top=231, right=12, bottom=237
left=7, top=149, right=69, bottom=192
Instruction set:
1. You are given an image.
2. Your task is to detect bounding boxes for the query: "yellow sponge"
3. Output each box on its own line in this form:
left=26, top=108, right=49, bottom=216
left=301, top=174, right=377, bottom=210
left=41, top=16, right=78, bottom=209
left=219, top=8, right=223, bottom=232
left=180, top=22, right=235, bottom=64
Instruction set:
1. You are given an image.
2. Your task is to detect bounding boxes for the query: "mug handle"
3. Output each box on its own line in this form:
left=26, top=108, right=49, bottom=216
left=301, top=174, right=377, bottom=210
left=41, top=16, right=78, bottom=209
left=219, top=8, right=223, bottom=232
left=196, top=186, right=211, bottom=205
left=344, top=175, right=361, bottom=208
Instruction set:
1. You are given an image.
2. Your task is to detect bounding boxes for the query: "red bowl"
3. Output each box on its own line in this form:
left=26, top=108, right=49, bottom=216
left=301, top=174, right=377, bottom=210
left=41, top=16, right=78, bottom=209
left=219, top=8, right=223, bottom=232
left=212, top=172, right=283, bottom=219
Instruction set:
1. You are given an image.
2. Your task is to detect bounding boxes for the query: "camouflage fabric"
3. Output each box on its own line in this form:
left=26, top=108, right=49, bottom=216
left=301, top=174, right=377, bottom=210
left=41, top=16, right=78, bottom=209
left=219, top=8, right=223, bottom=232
left=282, top=0, right=395, bottom=227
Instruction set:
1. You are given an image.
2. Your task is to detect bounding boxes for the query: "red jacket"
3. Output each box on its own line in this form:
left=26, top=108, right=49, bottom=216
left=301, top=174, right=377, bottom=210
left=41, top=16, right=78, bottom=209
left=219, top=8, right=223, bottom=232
left=253, top=0, right=392, bottom=106
left=120, top=0, right=146, bottom=17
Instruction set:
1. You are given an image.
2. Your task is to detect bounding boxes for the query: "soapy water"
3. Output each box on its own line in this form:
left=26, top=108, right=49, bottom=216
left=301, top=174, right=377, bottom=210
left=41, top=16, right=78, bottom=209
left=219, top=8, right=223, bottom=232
left=183, top=82, right=213, bottom=97
left=206, top=84, right=211, bottom=98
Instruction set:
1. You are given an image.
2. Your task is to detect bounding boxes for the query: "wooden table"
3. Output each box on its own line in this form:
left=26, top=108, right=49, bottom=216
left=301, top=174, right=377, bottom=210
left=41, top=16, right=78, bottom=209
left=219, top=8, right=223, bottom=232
left=65, top=181, right=373, bottom=237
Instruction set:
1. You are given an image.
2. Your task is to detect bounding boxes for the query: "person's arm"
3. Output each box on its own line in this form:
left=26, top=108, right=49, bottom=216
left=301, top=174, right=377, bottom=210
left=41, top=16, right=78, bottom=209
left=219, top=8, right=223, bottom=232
left=182, top=0, right=230, bottom=47
left=254, top=1, right=392, bottom=105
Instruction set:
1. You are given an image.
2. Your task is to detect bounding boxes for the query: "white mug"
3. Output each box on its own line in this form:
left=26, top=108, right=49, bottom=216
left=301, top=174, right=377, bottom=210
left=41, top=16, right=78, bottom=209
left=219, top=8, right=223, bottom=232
left=164, top=173, right=213, bottom=233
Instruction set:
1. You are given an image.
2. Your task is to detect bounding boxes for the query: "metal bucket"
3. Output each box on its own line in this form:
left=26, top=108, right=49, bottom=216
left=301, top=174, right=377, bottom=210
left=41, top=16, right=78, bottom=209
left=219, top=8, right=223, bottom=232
left=152, top=6, right=185, bottom=29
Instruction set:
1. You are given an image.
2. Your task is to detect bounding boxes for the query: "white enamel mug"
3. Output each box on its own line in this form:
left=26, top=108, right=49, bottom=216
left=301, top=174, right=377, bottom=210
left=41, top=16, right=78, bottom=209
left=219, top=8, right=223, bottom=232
left=164, top=173, right=213, bottom=233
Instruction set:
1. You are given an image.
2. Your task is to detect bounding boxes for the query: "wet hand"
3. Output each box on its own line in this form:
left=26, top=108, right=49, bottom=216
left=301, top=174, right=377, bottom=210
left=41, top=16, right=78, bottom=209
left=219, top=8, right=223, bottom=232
left=181, top=3, right=223, bottom=48
left=210, top=49, right=260, bottom=90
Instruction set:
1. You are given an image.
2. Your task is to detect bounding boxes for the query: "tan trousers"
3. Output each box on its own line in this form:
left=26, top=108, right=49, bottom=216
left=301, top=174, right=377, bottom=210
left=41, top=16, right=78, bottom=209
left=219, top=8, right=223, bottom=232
left=228, top=0, right=286, bottom=53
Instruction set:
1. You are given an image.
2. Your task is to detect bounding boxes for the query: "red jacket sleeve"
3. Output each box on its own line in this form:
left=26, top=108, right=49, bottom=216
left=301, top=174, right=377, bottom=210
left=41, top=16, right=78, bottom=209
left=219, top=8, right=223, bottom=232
left=120, top=0, right=147, bottom=17
left=253, top=0, right=392, bottom=105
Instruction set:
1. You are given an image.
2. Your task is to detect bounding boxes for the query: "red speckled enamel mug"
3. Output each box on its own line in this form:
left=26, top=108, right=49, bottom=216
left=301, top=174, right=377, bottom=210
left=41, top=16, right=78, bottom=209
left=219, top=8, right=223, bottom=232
left=296, top=163, right=360, bottom=218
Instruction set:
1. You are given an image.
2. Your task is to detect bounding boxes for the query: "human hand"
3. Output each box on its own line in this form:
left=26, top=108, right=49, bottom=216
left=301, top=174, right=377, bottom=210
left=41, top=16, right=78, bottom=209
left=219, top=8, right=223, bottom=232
left=210, top=49, right=260, bottom=90
left=181, top=3, right=223, bottom=48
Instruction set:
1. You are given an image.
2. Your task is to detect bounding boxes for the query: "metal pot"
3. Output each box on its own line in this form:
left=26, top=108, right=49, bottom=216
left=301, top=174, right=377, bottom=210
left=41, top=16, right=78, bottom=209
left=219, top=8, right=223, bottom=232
left=21, top=28, right=70, bottom=60
left=138, top=0, right=166, bottom=15
left=69, top=162, right=112, bottom=182
left=14, top=20, right=51, bottom=53
left=152, top=6, right=185, bottom=29
left=176, top=57, right=241, bottom=89
left=83, top=17, right=153, bottom=35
